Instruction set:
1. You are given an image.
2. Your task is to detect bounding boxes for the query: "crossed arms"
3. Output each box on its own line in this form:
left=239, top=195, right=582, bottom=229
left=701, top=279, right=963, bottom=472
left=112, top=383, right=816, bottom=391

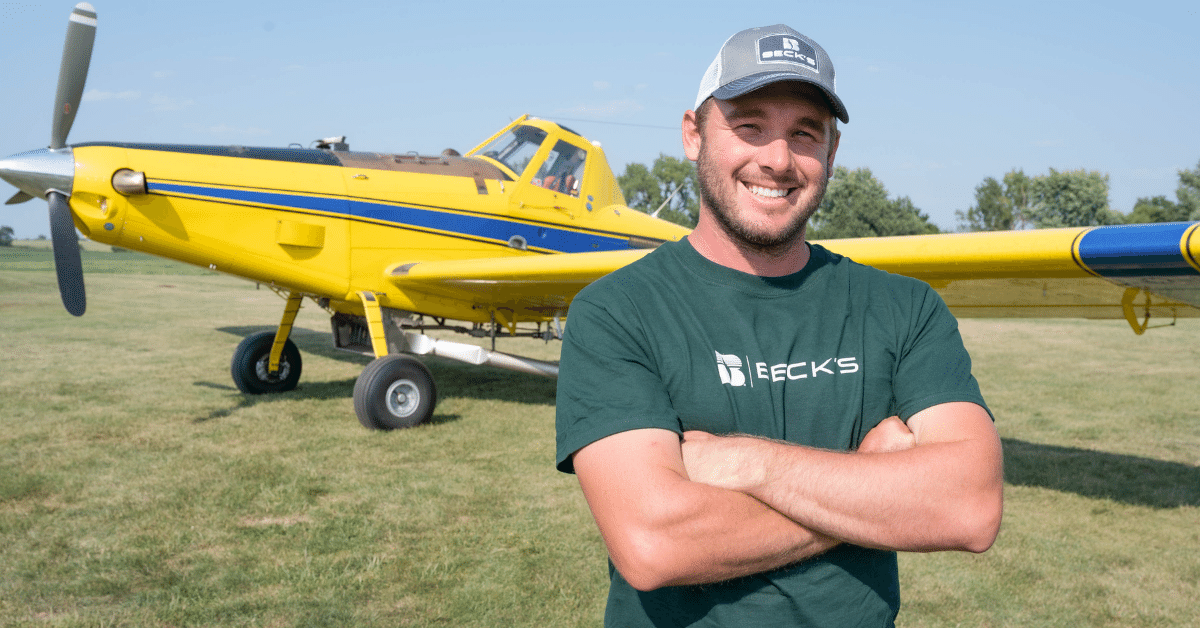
left=570, top=401, right=1003, bottom=591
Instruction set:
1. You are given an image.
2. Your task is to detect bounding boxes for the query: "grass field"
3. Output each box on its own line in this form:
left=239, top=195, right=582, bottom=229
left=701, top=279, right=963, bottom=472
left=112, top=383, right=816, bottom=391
left=1, top=243, right=1198, bottom=627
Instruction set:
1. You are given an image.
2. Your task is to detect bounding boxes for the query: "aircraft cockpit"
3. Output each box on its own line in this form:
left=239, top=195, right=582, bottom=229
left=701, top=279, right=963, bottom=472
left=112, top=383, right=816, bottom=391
left=531, top=140, right=586, bottom=197
left=476, top=125, right=547, bottom=177
left=472, top=123, right=588, bottom=197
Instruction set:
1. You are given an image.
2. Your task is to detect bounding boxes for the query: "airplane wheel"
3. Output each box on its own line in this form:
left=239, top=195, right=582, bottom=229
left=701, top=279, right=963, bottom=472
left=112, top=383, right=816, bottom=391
left=354, top=355, right=437, bottom=430
left=230, top=331, right=303, bottom=394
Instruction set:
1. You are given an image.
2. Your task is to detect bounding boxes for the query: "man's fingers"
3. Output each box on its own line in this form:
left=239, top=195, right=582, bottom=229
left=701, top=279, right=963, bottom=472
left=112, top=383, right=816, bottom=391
left=858, top=417, right=916, bottom=454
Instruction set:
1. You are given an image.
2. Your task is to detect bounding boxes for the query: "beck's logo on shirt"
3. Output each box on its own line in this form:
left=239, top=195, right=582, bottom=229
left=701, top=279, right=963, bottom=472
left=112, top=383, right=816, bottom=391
left=715, top=351, right=859, bottom=387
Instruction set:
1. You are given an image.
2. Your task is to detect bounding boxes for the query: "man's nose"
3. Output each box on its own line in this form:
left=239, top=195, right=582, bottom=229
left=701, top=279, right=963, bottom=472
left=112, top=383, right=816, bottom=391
left=755, top=137, right=793, bottom=173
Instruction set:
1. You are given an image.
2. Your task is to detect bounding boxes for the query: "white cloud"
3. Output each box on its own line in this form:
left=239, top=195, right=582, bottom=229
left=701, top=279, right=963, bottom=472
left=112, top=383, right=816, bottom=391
left=593, top=80, right=610, bottom=91
left=82, top=89, right=141, bottom=102
left=557, top=99, right=644, bottom=118
left=152, top=71, right=173, bottom=79
left=150, top=94, right=194, bottom=112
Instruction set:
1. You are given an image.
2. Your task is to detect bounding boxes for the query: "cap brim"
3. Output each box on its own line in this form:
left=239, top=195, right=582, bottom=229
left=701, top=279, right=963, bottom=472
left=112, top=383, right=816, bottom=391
left=711, top=72, right=849, bottom=124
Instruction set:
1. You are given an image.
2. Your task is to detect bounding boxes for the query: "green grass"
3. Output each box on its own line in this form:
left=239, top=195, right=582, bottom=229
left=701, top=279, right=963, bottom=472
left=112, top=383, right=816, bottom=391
left=1, top=247, right=1198, bottom=627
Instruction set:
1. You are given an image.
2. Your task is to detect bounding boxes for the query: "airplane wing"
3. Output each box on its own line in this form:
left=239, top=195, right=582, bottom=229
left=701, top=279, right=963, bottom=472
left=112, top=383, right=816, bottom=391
left=386, top=249, right=653, bottom=315
left=387, top=222, right=1200, bottom=334
left=819, top=222, right=1200, bottom=332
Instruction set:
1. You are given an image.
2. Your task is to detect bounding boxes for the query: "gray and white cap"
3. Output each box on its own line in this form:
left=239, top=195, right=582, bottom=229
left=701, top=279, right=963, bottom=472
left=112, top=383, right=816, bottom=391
left=694, top=24, right=849, bottom=124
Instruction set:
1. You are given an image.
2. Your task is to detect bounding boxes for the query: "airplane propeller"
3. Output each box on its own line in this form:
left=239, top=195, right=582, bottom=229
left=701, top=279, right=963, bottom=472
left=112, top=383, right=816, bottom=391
left=45, top=3, right=98, bottom=316
left=0, top=3, right=99, bottom=315
left=51, top=3, right=98, bottom=151
left=48, top=191, right=87, bottom=316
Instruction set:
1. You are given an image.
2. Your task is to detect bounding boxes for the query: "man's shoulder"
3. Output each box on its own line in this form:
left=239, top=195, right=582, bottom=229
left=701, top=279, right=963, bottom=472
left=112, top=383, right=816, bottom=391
left=814, top=242, right=935, bottom=294
left=576, top=239, right=690, bottom=303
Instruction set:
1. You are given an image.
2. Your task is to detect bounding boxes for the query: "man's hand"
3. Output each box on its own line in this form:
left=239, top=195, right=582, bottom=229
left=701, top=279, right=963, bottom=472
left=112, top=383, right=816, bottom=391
left=857, top=416, right=916, bottom=454
left=681, top=417, right=915, bottom=490
left=680, top=430, right=759, bottom=491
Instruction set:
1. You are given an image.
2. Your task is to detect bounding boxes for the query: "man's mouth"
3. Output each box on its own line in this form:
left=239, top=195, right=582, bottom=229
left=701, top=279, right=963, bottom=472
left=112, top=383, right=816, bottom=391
left=746, top=183, right=793, bottom=199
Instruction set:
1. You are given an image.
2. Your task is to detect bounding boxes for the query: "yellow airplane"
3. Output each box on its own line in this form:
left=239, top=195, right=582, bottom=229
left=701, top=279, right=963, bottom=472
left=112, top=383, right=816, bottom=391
left=4, top=4, right=1200, bottom=430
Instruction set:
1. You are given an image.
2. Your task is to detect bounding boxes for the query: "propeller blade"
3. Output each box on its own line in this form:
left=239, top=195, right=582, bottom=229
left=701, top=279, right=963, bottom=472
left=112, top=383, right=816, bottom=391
left=50, top=3, right=98, bottom=150
left=5, top=190, right=34, bottom=205
left=48, top=191, right=86, bottom=316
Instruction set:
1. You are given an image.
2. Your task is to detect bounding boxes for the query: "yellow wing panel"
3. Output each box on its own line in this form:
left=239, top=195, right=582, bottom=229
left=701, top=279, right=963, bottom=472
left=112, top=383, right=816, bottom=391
left=818, top=226, right=1200, bottom=321
left=381, top=224, right=1200, bottom=326
left=385, top=249, right=652, bottom=318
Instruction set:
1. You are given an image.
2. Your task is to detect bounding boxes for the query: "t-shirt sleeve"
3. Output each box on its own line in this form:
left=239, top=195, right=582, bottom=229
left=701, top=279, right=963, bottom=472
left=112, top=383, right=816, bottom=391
left=891, top=282, right=993, bottom=422
left=555, top=292, right=683, bottom=474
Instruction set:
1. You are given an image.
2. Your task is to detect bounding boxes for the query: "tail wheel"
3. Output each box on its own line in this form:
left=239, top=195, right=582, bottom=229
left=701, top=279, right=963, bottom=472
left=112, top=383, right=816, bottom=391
left=230, top=331, right=302, bottom=394
left=354, top=355, right=437, bottom=430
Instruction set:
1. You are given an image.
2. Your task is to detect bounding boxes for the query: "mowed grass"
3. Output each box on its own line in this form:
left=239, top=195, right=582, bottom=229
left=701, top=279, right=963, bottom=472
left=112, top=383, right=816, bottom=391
left=2, top=244, right=1198, bottom=627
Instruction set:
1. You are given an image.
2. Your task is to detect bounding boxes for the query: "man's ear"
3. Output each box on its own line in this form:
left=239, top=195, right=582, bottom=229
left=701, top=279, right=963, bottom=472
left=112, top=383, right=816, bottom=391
left=682, top=110, right=702, bottom=162
left=826, top=129, right=841, bottom=175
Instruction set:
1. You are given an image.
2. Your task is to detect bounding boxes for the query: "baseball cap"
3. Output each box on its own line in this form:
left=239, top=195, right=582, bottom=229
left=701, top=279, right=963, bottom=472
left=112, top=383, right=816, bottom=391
left=694, top=24, right=849, bottom=123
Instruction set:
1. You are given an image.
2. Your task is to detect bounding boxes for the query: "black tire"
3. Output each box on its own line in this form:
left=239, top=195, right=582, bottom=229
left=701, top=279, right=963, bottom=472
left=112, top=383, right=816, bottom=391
left=230, top=331, right=302, bottom=394
left=353, top=355, right=437, bottom=430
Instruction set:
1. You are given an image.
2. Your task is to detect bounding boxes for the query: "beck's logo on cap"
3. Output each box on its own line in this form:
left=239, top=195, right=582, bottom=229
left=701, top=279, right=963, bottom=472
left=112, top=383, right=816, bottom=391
left=756, top=35, right=819, bottom=73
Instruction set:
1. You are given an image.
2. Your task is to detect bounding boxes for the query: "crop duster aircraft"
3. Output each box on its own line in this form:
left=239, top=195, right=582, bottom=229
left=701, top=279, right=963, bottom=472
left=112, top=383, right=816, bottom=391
left=5, top=4, right=1200, bottom=431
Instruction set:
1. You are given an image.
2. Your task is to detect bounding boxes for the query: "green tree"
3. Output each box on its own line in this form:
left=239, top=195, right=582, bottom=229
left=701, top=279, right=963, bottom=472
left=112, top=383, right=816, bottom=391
left=955, top=177, right=1012, bottom=231
left=0, top=225, right=14, bottom=247
left=1176, top=159, right=1200, bottom=220
left=1125, top=195, right=1187, bottom=224
left=810, top=166, right=939, bottom=239
left=618, top=154, right=699, bottom=227
left=1026, top=168, right=1119, bottom=228
left=955, top=168, right=1037, bottom=232
left=1002, top=169, right=1033, bottom=229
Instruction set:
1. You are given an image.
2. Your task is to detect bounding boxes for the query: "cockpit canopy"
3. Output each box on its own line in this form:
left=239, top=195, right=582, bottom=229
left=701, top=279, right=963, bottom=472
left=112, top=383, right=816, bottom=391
left=472, top=124, right=588, bottom=197
left=475, top=125, right=547, bottom=177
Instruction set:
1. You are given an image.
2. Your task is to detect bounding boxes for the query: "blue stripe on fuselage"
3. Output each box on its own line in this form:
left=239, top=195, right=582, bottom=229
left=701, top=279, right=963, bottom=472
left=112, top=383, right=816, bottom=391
left=1077, top=222, right=1198, bottom=278
left=146, top=181, right=631, bottom=254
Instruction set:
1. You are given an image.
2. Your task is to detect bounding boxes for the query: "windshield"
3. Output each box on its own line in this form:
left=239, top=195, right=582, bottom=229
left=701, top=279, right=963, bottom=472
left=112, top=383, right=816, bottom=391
left=532, top=140, right=587, bottom=197
left=473, top=125, right=547, bottom=177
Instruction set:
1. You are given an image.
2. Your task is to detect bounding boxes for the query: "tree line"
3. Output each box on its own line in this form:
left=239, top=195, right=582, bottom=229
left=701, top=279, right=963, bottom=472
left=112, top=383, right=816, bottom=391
left=618, top=156, right=1200, bottom=236
left=955, top=161, right=1200, bottom=231
left=617, top=155, right=939, bottom=238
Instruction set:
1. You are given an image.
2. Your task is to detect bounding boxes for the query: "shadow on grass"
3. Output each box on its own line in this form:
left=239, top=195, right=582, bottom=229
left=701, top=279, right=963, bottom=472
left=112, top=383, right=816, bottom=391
left=202, top=326, right=557, bottom=418
left=192, top=378, right=464, bottom=426
left=1002, top=438, right=1200, bottom=509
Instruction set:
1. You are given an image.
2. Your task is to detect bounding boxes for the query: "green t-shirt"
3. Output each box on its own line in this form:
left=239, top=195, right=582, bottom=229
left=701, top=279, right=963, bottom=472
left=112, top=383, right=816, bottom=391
left=556, top=238, right=988, bottom=624
left=555, top=238, right=990, bottom=628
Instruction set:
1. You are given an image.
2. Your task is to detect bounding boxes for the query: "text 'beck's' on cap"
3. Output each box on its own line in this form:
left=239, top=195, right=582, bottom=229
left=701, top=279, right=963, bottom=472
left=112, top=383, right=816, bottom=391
left=694, top=24, right=849, bottom=124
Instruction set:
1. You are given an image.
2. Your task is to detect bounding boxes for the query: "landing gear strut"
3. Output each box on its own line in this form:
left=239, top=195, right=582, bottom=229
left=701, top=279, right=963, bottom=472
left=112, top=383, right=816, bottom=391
left=231, top=292, right=305, bottom=394
left=230, top=331, right=302, bottom=394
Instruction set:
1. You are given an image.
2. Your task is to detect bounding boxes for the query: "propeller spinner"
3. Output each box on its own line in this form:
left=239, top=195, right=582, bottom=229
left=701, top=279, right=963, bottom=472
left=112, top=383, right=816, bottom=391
left=0, top=3, right=97, bottom=316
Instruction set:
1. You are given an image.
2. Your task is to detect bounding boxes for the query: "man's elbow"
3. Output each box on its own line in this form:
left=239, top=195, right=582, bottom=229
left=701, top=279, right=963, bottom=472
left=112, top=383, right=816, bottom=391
left=954, top=485, right=1003, bottom=553
left=606, top=528, right=690, bottom=591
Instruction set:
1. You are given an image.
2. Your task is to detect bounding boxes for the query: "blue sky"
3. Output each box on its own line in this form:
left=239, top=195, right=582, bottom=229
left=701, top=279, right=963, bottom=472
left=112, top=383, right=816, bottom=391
left=2, top=0, right=1197, bottom=238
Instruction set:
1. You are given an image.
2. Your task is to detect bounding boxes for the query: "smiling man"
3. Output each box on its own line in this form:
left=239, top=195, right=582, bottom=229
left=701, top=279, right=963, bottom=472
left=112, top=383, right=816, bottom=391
left=556, top=25, right=1003, bottom=628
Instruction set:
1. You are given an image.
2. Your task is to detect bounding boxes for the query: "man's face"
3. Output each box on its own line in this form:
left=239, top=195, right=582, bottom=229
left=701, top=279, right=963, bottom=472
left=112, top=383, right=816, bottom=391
left=684, top=82, right=839, bottom=253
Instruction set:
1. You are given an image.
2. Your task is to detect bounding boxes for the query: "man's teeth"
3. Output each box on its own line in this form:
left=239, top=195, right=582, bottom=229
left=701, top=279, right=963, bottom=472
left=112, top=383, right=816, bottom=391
left=748, top=184, right=788, bottom=198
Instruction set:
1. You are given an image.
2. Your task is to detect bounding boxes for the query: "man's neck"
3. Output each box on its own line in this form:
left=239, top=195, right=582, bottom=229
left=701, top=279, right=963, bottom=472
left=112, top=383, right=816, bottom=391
left=687, top=220, right=811, bottom=277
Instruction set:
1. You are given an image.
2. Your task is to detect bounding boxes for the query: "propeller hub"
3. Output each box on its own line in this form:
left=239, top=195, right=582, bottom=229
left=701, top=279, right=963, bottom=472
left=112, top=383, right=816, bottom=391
left=0, top=148, right=75, bottom=201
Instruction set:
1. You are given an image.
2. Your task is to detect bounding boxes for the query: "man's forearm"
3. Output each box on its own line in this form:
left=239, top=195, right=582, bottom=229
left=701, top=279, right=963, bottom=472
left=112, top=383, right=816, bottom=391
left=572, top=428, right=840, bottom=591
left=682, top=404, right=1003, bottom=553
left=624, top=482, right=841, bottom=589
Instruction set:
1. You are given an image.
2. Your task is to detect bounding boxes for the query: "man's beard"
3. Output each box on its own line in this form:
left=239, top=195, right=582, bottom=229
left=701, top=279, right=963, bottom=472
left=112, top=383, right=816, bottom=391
left=696, top=144, right=827, bottom=255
